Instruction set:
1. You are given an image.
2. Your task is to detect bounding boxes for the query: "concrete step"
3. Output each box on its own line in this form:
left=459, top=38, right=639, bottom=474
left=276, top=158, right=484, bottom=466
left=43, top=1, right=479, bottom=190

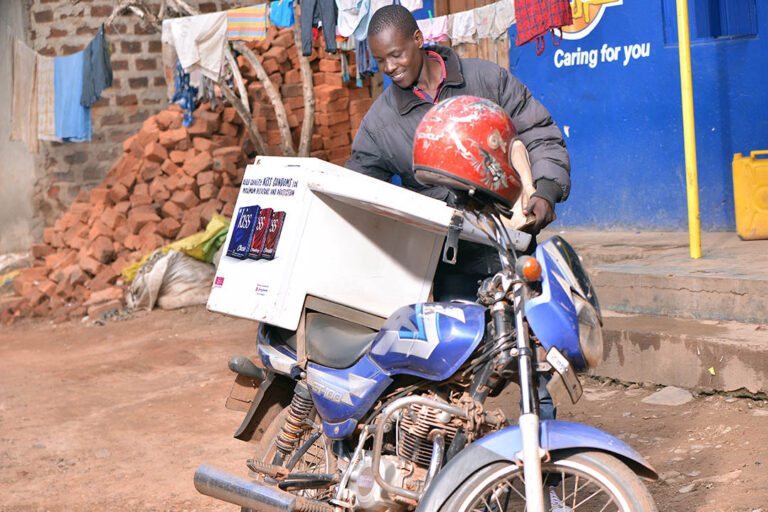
left=533, top=231, right=768, bottom=393
left=591, top=264, right=768, bottom=324
left=592, top=311, right=768, bottom=394
left=548, top=230, right=768, bottom=324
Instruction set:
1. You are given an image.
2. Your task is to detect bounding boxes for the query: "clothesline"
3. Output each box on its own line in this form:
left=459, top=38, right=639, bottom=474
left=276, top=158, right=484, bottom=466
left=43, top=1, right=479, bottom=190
left=416, top=0, right=517, bottom=46
left=8, top=25, right=113, bottom=151
left=162, top=0, right=519, bottom=84
left=160, top=0, right=519, bottom=127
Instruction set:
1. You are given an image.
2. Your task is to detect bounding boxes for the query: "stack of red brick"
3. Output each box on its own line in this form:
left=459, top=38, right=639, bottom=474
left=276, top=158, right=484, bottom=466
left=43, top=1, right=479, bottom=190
left=240, top=26, right=375, bottom=165
left=4, top=104, right=248, bottom=323
left=1, top=26, right=376, bottom=325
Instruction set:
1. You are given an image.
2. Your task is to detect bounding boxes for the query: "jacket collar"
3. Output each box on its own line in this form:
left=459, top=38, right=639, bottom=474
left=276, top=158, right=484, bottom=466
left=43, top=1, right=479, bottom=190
left=392, top=45, right=464, bottom=116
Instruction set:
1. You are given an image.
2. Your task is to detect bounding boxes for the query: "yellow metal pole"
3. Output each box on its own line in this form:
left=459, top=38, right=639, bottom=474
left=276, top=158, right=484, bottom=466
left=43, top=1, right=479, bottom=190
left=676, top=0, right=702, bottom=259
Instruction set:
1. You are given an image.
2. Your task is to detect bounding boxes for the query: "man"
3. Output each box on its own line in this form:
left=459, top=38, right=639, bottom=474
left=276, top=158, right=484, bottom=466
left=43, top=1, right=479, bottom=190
left=345, top=6, right=569, bottom=423
left=346, top=5, right=570, bottom=303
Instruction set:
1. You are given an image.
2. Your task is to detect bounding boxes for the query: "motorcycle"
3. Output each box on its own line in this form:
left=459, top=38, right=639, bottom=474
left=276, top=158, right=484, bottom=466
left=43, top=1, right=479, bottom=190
left=195, top=207, right=658, bottom=512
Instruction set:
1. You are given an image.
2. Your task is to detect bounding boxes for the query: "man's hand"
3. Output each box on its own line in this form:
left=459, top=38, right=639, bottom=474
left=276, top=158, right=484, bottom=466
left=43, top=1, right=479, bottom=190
left=522, top=196, right=555, bottom=234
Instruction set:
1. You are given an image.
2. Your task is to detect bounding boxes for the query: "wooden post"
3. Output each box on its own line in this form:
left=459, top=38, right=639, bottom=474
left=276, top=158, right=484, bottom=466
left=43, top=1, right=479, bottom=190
left=232, top=41, right=296, bottom=157
left=292, top=1, right=315, bottom=157
left=218, top=79, right=267, bottom=155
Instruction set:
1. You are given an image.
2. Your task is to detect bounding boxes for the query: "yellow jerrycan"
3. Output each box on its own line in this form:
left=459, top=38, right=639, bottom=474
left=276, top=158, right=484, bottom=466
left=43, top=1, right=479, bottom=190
left=732, top=150, right=768, bottom=240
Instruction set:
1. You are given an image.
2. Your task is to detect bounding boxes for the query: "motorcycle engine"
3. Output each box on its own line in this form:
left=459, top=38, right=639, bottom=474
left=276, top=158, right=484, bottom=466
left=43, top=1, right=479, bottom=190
left=348, top=454, right=409, bottom=512
left=346, top=395, right=464, bottom=510
left=397, top=400, right=461, bottom=466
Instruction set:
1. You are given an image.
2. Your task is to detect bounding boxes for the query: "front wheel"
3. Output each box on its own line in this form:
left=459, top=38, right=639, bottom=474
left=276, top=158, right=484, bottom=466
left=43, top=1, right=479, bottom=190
left=442, top=450, right=658, bottom=512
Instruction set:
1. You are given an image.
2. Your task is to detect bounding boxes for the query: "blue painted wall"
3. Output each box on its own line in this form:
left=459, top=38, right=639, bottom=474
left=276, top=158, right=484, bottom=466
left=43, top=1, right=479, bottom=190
left=508, top=1, right=768, bottom=230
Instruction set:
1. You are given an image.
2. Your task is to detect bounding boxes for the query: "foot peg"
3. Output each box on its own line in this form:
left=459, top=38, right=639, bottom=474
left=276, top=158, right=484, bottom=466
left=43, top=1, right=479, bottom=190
left=247, top=458, right=290, bottom=479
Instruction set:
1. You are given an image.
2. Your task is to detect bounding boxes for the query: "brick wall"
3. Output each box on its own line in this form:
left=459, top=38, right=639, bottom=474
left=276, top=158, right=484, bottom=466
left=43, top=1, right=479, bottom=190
left=25, top=0, right=247, bottom=230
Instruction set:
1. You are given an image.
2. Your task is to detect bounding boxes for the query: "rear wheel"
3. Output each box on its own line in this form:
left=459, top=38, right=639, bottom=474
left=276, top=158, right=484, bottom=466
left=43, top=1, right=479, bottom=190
left=251, top=406, right=332, bottom=500
left=442, top=450, right=657, bottom=511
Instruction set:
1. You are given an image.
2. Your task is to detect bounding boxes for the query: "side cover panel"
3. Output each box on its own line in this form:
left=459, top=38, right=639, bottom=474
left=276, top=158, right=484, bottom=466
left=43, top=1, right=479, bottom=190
left=305, top=355, right=392, bottom=425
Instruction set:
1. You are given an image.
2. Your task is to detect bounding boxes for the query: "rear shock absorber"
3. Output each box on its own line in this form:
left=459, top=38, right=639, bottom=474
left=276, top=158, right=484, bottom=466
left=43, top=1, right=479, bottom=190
left=275, top=382, right=314, bottom=457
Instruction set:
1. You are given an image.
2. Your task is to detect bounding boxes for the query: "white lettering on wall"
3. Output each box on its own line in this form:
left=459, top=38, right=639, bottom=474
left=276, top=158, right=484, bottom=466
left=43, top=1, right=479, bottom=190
left=554, top=42, right=651, bottom=69
left=554, top=47, right=599, bottom=69
left=623, top=43, right=651, bottom=66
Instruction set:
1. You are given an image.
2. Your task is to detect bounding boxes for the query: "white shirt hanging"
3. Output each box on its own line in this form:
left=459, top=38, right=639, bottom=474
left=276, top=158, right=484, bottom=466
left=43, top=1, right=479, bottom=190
left=450, top=11, right=477, bottom=44
left=161, top=12, right=228, bottom=83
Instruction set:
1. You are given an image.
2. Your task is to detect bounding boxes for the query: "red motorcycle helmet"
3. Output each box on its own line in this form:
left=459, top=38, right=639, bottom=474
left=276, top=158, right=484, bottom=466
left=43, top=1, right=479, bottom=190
left=413, top=95, right=522, bottom=208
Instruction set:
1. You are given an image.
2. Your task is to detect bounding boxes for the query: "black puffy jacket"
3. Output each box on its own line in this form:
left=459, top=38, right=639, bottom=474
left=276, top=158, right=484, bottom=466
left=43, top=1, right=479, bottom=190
left=345, top=45, right=570, bottom=207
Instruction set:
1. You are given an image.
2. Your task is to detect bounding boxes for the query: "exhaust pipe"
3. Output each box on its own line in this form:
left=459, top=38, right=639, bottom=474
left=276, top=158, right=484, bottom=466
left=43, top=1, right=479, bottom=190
left=194, top=464, right=334, bottom=512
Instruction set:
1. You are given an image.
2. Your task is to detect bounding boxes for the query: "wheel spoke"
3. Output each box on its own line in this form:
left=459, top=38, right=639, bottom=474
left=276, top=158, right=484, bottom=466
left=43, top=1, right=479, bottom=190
left=459, top=454, right=651, bottom=512
left=506, top=477, right=526, bottom=501
left=572, top=475, right=579, bottom=510
left=597, top=500, right=612, bottom=512
left=492, top=489, right=504, bottom=511
left=503, top=481, right=513, bottom=510
left=571, top=488, right=607, bottom=509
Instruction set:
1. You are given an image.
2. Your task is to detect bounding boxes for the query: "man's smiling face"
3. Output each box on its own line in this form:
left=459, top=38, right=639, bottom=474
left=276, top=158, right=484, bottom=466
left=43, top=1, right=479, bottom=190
left=368, top=25, right=424, bottom=89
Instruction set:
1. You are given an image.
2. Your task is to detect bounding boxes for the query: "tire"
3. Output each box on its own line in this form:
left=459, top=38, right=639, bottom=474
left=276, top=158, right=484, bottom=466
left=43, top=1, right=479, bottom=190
left=442, top=450, right=658, bottom=512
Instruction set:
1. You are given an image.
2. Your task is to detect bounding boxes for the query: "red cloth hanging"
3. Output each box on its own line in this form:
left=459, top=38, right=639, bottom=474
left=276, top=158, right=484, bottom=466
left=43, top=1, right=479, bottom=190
left=514, top=0, right=573, bottom=53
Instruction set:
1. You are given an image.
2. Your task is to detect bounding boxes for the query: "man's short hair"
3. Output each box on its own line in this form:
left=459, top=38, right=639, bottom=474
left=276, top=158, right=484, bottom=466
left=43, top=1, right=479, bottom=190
left=368, top=5, right=419, bottom=40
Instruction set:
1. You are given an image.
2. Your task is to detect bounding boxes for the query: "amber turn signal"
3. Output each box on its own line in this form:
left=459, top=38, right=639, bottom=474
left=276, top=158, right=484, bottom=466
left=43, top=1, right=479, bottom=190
left=520, top=256, right=542, bottom=282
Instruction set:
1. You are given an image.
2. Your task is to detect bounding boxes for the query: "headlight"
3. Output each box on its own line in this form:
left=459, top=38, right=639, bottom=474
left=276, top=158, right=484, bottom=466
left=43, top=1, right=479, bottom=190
left=574, top=294, right=603, bottom=368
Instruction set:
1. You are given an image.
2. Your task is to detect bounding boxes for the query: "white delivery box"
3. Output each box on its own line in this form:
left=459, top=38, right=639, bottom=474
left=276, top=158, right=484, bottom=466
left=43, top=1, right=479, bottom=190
left=207, top=157, right=528, bottom=330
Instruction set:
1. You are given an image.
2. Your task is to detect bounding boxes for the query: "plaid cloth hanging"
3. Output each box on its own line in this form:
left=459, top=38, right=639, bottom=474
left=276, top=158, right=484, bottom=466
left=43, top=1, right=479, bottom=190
left=514, top=0, right=572, bottom=51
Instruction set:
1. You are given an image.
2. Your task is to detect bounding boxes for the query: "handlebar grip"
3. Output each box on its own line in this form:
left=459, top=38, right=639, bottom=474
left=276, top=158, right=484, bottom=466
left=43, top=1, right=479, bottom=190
left=228, top=356, right=266, bottom=380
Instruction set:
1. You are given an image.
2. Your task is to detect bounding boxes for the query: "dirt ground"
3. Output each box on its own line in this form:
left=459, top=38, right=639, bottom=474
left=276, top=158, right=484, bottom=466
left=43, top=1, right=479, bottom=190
left=1, top=306, right=766, bottom=512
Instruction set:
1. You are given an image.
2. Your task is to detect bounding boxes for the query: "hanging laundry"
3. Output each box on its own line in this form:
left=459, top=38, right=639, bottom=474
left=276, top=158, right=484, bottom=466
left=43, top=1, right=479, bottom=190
left=171, top=61, right=199, bottom=127
left=270, top=0, right=295, bottom=27
left=300, top=0, right=338, bottom=56
left=54, top=50, right=92, bottom=142
left=36, top=53, right=58, bottom=142
left=337, top=34, right=357, bottom=51
left=514, top=0, right=572, bottom=49
left=161, top=11, right=227, bottom=82
left=337, top=0, right=362, bottom=38
left=450, top=10, right=477, bottom=45
left=355, top=38, right=378, bottom=86
left=370, top=0, right=421, bottom=12
left=399, top=0, right=423, bottom=12
left=474, top=4, right=496, bottom=39
left=161, top=42, right=179, bottom=101
left=10, top=36, right=39, bottom=153
left=227, top=4, right=268, bottom=41
left=81, top=24, right=113, bottom=108
left=355, top=0, right=374, bottom=41
left=370, top=0, right=393, bottom=15
left=337, top=0, right=374, bottom=42
left=200, top=76, right=219, bottom=110
left=417, top=16, right=449, bottom=45
left=340, top=52, right=350, bottom=82
left=492, top=31, right=511, bottom=67
left=492, top=0, right=516, bottom=40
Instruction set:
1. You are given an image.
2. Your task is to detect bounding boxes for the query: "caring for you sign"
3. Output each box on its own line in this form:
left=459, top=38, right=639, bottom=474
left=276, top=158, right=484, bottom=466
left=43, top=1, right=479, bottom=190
left=552, top=0, right=651, bottom=69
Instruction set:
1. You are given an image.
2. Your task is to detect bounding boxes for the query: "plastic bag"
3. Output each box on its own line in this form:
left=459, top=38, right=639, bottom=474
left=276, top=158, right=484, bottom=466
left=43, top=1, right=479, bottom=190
left=127, top=249, right=215, bottom=311
left=122, top=215, right=229, bottom=282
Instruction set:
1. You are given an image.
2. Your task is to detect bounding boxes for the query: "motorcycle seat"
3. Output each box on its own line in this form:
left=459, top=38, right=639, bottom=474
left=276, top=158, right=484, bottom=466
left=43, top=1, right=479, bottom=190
left=284, top=313, right=378, bottom=369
